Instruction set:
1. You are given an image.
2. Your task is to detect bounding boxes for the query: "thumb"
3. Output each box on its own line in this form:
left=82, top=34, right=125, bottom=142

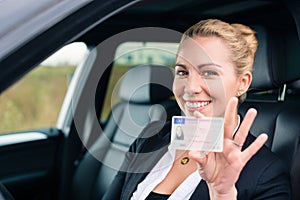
left=189, top=150, right=208, bottom=165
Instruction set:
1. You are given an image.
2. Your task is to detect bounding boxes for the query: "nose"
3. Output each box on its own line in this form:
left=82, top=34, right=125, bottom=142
left=184, top=73, right=203, bottom=94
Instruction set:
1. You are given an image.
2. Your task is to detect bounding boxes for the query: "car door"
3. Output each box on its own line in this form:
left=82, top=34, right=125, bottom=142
left=0, top=42, right=88, bottom=199
left=0, top=1, right=142, bottom=199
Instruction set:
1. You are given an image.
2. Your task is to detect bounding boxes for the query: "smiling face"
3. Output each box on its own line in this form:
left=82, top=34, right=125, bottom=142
left=173, top=36, right=251, bottom=117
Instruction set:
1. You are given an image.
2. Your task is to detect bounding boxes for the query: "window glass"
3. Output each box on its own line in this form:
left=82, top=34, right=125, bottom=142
left=0, top=42, right=87, bottom=134
left=100, top=42, right=179, bottom=121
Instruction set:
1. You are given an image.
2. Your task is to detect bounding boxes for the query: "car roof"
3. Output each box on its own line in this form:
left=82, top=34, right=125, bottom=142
left=0, top=0, right=90, bottom=60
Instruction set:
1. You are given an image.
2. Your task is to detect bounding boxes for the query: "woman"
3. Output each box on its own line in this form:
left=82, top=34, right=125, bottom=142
left=103, top=19, right=291, bottom=199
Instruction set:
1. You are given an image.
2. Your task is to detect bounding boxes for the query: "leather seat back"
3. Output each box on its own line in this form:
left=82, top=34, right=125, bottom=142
left=239, top=26, right=300, bottom=199
left=71, top=64, right=180, bottom=200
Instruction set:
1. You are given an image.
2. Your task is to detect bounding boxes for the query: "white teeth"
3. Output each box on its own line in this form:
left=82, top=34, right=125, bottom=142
left=186, top=101, right=210, bottom=108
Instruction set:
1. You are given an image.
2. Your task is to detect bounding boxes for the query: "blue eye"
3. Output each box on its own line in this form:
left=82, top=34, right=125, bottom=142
left=176, top=70, right=188, bottom=76
left=202, top=71, right=218, bottom=77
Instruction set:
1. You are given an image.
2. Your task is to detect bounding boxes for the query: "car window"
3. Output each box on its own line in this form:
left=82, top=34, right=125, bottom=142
left=0, top=42, right=87, bottom=134
left=100, top=41, right=179, bottom=121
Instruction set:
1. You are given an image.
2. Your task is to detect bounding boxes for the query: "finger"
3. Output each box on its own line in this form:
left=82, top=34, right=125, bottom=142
left=189, top=150, right=207, bottom=165
left=233, top=108, right=257, bottom=148
left=193, top=111, right=205, bottom=118
left=242, top=133, right=268, bottom=163
left=224, top=97, right=239, bottom=139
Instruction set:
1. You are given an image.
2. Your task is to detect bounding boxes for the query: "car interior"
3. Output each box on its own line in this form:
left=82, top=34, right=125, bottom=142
left=0, top=0, right=300, bottom=199
left=71, top=64, right=181, bottom=199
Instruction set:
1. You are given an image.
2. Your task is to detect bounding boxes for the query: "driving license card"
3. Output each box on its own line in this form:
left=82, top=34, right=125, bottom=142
left=169, top=116, right=224, bottom=152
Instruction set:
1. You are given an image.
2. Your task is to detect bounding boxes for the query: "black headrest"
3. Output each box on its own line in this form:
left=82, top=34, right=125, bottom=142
left=119, top=64, right=174, bottom=103
left=280, top=30, right=300, bottom=84
left=250, top=26, right=300, bottom=91
left=250, top=26, right=281, bottom=90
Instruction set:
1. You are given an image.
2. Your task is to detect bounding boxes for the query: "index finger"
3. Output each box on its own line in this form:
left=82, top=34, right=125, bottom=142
left=224, top=97, right=239, bottom=139
left=242, top=133, right=268, bottom=162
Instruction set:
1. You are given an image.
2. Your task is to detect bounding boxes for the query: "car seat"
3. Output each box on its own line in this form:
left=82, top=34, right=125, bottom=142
left=0, top=183, right=14, bottom=200
left=71, top=64, right=181, bottom=200
left=286, top=79, right=300, bottom=200
left=291, top=145, right=300, bottom=200
left=239, top=26, right=300, bottom=199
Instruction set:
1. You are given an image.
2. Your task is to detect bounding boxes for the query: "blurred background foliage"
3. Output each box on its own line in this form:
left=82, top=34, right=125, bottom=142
left=0, top=65, right=75, bottom=133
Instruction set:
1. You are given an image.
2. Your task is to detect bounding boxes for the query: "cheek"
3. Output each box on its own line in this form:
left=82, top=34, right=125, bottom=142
left=205, top=79, right=226, bottom=98
left=172, top=79, right=184, bottom=98
left=172, top=79, right=185, bottom=109
left=224, top=78, right=239, bottom=98
left=214, top=80, right=238, bottom=114
left=207, top=78, right=237, bottom=98
left=206, top=80, right=231, bottom=114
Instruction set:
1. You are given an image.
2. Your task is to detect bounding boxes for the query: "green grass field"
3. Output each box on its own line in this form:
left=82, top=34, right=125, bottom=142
left=0, top=65, right=76, bottom=133
left=0, top=64, right=133, bottom=134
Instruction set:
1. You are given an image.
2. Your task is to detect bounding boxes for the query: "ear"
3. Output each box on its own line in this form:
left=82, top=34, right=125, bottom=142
left=237, top=71, right=252, bottom=96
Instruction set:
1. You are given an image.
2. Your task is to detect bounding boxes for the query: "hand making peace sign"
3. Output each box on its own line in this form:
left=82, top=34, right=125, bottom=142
left=189, top=97, right=268, bottom=199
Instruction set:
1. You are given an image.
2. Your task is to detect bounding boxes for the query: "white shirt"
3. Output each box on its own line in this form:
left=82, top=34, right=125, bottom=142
left=130, top=148, right=201, bottom=200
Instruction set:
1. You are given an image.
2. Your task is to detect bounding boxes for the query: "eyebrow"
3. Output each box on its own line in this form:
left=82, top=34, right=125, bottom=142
left=175, top=63, right=222, bottom=70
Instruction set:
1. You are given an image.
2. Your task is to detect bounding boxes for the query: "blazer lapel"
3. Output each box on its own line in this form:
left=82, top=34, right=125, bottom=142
left=190, top=180, right=210, bottom=200
left=121, top=133, right=170, bottom=200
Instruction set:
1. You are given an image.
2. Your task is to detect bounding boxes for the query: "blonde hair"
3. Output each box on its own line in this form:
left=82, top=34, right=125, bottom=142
left=180, top=19, right=258, bottom=103
left=181, top=19, right=258, bottom=76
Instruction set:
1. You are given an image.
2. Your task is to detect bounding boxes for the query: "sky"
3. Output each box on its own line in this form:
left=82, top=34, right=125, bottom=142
left=41, top=42, right=88, bottom=66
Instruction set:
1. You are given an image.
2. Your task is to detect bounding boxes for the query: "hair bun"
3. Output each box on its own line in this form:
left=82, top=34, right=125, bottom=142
left=231, top=23, right=258, bottom=59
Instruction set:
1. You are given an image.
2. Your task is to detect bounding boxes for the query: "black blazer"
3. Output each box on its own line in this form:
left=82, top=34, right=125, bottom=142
left=103, top=121, right=291, bottom=200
